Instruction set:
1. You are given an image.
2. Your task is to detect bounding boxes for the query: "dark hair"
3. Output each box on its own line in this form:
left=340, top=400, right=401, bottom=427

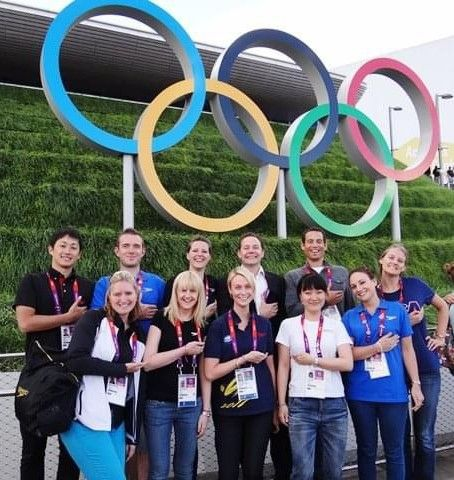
left=48, top=227, right=83, bottom=250
left=301, top=227, right=326, bottom=243
left=296, top=273, right=328, bottom=297
left=186, top=235, right=212, bottom=254
left=349, top=266, right=376, bottom=281
left=116, top=228, right=144, bottom=247
left=238, top=232, right=264, bottom=250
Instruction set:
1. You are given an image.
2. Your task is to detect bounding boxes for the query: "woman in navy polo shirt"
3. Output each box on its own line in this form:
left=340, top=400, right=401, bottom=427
left=343, top=266, right=424, bottom=480
left=378, top=244, right=449, bottom=480
left=204, top=266, right=276, bottom=480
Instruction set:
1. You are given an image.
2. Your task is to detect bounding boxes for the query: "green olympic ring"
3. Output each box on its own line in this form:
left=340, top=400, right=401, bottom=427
left=287, top=103, right=396, bottom=237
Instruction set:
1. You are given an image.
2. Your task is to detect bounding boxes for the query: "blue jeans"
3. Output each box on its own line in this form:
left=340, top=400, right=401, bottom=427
left=145, top=399, right=201, bottom=480
left=288, top=397, right=348, bottom=480
left=348, top=400, right=407, bottom=480
left=405, top=372, right=441, bottom=480
left=60, top=421, right=126, bottom=480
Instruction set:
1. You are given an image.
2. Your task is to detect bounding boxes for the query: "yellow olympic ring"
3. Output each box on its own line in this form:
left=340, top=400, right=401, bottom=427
left=134, top=79, right=280, bottom=232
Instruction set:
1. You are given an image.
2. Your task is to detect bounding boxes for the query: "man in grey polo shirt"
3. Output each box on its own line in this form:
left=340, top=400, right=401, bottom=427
left=285, top=227, right=354, bottom=319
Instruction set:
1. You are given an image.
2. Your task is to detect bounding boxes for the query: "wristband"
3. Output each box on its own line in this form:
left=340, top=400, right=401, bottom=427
left=411, top=380, right=421, bottom=385
left=201, top=410, right=211, bottom=417
left=313, top=357, right=320, bottom=367
left=435, top=332, right=445, bottom=340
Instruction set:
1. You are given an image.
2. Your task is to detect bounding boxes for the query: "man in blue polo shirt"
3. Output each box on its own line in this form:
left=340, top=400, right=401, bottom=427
left=91, top=228, right=165, bottom=480
left=91, top=228, right=165, bottom=335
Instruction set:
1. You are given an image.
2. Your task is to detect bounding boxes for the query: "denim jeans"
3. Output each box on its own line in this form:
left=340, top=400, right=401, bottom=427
left=288, top=397, right=348, bottom=480
left=348, top=400, right=408, bottom=480
left=60, top=421, right=126, bottom=480
left=145, top=399, right=201, bottom=480
left=405, top=372, right=441, bottom=480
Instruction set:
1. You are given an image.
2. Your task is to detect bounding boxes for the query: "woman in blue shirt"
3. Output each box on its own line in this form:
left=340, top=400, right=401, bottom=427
left=378, top=244, right=449, bottom=480
left=343, top=266, right=423, bottom=480
left=204, top=266, right=276, bottom=480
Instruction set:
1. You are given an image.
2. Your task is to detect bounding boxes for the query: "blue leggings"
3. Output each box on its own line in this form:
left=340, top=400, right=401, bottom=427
left=60, top=421, right=126, bottom=480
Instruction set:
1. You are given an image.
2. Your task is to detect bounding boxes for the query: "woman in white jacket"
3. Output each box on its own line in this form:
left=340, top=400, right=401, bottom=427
left=61, top=271, right=144, bottom=480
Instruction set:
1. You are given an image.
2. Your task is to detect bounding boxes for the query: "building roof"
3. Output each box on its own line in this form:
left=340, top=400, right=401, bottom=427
left=0, top=1, right=359, bottom=123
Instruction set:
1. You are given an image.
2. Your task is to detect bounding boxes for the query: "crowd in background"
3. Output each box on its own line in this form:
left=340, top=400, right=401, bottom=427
left=13, top=226, right=454, bottom=480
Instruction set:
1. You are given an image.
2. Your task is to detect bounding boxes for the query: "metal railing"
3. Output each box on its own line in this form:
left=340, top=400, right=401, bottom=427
left=2, top=352, right=454, bottom=479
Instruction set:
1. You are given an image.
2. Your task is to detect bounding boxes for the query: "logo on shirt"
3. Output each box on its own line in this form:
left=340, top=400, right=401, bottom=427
left=386, top=316, right=397, bottom=321
left=223, top=335, right=232, bottom=343
left=142, top=287, right=154, bottom=293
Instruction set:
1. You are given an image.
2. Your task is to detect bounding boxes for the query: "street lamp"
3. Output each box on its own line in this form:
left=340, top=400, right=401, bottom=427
left=388, top=106, right=403, bottom=241
left=435, top=93, right=453, bottom=177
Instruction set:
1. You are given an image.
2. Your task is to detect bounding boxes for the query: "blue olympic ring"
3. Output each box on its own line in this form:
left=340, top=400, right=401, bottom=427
left=40, top=0, right=206, bottom=155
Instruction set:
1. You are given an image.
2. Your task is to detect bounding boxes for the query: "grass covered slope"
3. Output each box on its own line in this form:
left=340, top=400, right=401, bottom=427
left=1, top=83, right=454, bottom=351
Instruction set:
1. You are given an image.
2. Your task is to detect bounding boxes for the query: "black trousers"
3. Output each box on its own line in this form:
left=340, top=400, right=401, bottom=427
left=270, top=425, right=292, bottom=480
left=20, top=423, right=79, bottom=480
left=214, top=411, right=273, bottom=480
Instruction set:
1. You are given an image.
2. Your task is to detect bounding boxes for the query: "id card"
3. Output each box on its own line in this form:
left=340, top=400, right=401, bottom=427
left=61, top=325, right=75, bottom=350
left=106, top=376, right=128, bottom=406
left=235, top=366, right=258, bottom=401
left=365, top=353, right=390, bottom=379
left=305, top=368, right=326, bottom=398
left=178, top=374, right=198, bottom=408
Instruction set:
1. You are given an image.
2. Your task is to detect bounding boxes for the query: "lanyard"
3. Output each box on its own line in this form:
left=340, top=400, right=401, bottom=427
left=136, top=271, right=143, bottom=301
left=175, top=320, right=202, bottom=373
left=377, top=278, right=404, bottom=303
left=227, top=310, right=257, bottom=357
left=204, top=275, right=210, bottom=303
left=302, top=264, right=332, bottom=289
left=300, top=314, right=324, bottom=358
left=359, top=308, right=386, bottom=344
left=108, top=321, right=138, bottom=362
left=47, top=273, right=79, bottom=314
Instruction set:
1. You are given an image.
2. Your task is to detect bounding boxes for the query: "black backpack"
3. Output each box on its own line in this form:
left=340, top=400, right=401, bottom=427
left=15, top=340, right=79, bottom=437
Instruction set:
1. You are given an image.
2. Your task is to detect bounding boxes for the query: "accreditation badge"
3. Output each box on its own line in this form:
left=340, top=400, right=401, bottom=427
left=60, top=325, right=75, bottom=350
left=177, top=374, right=198, bottom=408
left=106, top=376, right=128, bottom=406
left=305, top=368, right=326, bottom=398
left=235, top=366, right=259, bottom=401
left=365, top=353, right=390, bottom=379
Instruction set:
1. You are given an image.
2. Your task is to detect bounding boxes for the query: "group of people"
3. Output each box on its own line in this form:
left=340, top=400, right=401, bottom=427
left=14, top=226, right=453, bottom=480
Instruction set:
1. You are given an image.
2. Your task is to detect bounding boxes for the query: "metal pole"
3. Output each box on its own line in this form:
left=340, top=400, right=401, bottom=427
left=436, top=95, right=444, bottom=173
left=122, top=154, right=134, bottom=229
left=276, top=169, right=287, bottom=239
left=388, top=107, right=402, bottom=241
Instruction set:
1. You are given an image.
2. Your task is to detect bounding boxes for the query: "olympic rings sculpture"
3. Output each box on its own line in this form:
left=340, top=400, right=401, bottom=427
left=40, top=0, right=440, bottom=237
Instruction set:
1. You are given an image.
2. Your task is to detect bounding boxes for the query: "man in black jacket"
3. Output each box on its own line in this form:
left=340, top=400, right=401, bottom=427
left=14, top=227, right=94, bottom=480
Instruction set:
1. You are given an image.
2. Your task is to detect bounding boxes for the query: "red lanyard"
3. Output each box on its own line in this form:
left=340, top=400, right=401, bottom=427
left=47, top=273, right=79, bottom=314
left=136, top=271, right=143, bottom=292
left=204, top=275, right=210, bottom=303
left=302, top=264, right=332, bottom=289
left=227, top=310, right=257, bottom=357
left=300, top=314, right=324, bottom=358
left=359, top=309, right=386, bottom=344
left=108, top=320, right=138, bottom=362
left=175, top=320, right=202, bottom=373
left=377, top=278, right=404, bottom=303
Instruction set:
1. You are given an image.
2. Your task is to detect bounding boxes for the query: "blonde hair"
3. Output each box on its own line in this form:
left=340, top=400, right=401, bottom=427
left=227, top=266, right=256, bottom=296
left=379, top=243, right=409, bottom=275
left=105, top=270, right=141, bottom=323
left=444, top=262, right=454, bottom=282
left=165, top=271, right=206, bottom=327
